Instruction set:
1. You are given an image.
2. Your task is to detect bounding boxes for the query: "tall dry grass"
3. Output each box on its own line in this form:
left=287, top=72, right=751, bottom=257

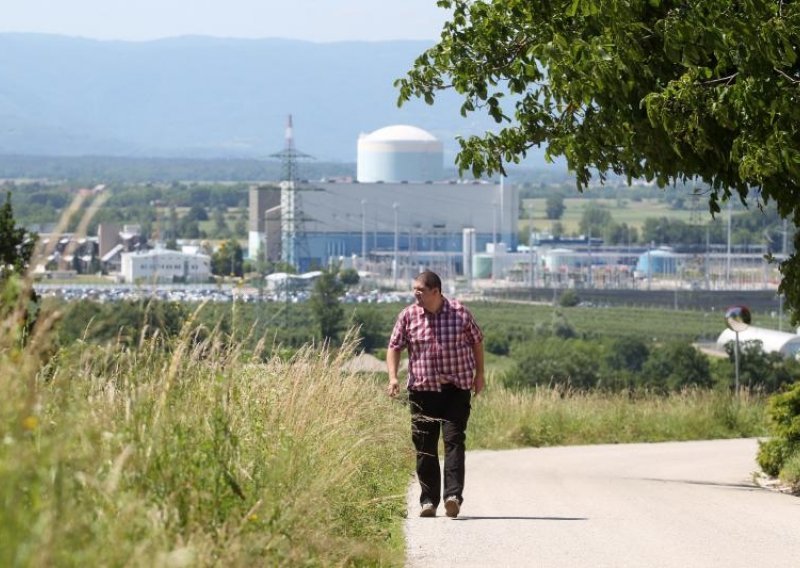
left=469, top=383, right=768, bottom=449
left=3, top=190, right=414, bottom=566
left=1, top=300, right=412, bottom=567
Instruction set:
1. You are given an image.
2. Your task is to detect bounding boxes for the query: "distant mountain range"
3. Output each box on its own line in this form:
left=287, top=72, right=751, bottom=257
left=0, top=33, right=558, bottom=170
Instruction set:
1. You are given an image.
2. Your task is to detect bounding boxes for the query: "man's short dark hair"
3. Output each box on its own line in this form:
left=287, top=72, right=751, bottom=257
left=415, top=270, right=441, bottom=293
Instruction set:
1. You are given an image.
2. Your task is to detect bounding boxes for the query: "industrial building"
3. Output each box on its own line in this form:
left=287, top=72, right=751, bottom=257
left=249, top=124, right=517, bottom=275
left=462, top=241, right=783, bottom=291
left=121, top=248, right=211, bottom=284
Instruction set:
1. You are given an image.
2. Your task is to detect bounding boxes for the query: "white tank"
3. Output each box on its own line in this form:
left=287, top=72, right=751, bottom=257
left=357, top=125, right=444, bottom=183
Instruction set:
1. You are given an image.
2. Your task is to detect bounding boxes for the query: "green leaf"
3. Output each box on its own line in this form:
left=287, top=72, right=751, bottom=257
left=567, top=0, right=581, bottom=17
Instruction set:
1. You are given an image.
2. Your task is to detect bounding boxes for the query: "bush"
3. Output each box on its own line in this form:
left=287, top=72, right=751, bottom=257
left=758, top=380, right=800, bottom=479
left=757, top=438, right=794, bottom=477
left=641, top=341, right=713, bottom=391
left=339, top=267, right=360, bottom=287
left=483, top=329, right=510, bottom=356
left=309, top=269, right=345, bottom=342
left=503, top=337, right=604, bottom=390
left=57, top=299, right=187, bottom=346
left=605, top=337, right=650, bottom=373
left=765, top=380, right=800, bottom=442
left=720, top=340, right=800, bottom=393
left=780, top=452, right=800, bottom=492
left=533, top=310, right=577, bottom=339
left=558, top=289, right=580, bottom=307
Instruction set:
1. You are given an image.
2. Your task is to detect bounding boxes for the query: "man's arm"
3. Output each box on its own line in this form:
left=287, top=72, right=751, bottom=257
left=386, top=348, right=403, bottom=397
left=472, top=341, right=485, bottom=395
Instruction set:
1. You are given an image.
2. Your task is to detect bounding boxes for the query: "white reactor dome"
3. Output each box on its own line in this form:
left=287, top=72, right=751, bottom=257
left=357, top=125, right=444, bottom=183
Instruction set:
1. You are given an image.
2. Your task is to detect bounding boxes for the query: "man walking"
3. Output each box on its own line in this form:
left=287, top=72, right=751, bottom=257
left=386, top=270, right=484, bottom=518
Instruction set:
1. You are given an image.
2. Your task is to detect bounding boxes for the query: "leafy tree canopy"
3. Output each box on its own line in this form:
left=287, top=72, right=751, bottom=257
left=579, top=203, right=613, bottom=235
left=339, top=267, right=361, bottom=287
left=348, top=306, right=388, bottom=353
left=545, top=193, right=565, bottom=220
left=310, top=270, right=345, bottom=342
left=397, top=0, right=800, bottom=320
left=211, top=239, right=244, bottom=277
left=642, top=341, right=713, bottom=391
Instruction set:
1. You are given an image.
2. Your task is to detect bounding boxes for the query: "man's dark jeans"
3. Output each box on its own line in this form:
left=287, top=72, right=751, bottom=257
left=409, top=385, right=472, bottom=507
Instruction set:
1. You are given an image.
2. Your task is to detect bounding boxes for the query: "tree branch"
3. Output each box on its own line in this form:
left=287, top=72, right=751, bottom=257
left=701, top=73, right=738, bottom=86
left=774, top=67, right=800, bottom=84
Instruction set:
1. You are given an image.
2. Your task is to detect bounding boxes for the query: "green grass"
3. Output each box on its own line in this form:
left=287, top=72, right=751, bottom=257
left=469, top=383, right=767, bottom=449
left=483, top=351, right=517, bottom=375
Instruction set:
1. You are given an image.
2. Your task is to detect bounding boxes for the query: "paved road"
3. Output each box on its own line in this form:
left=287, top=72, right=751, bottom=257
left=405, top=439, right=800, bottom=567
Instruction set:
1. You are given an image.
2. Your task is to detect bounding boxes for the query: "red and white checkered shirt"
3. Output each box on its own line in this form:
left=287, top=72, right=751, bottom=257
left=388, top=297, right=483, bottom=392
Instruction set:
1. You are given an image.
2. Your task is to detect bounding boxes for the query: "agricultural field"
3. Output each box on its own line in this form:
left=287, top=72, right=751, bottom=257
left=370, top=299, right=775, bottom=345
left=467, top=300, right=725, bottom=343
left=153, top=205, right=248, bottom=239
left=520, top=196, right=707, bottom=235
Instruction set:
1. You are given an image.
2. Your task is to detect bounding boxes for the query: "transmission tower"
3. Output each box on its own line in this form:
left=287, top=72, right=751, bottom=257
left=270, top=114, right=314, bottom=271
left=687, top=178, right=708, bottom=287
left=688, top=182, right=704, bottom=226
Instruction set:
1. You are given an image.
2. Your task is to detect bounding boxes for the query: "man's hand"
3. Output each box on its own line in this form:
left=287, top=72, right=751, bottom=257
left=386, top=349, right=402, bottom=397
left=473, top=373, right=485, bottom=395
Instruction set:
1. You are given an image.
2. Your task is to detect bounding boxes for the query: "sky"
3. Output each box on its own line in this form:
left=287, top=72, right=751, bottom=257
left=1, top=0, right=451, bottom=42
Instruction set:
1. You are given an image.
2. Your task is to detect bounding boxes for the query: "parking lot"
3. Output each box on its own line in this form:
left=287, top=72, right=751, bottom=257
left=34, top=283, right=413, bottom=305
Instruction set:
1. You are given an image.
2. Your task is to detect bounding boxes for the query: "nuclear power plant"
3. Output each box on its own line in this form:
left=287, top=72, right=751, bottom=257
left=356, top=125, right=444, bottom=183
left=249, top=122, right=517, bottom=278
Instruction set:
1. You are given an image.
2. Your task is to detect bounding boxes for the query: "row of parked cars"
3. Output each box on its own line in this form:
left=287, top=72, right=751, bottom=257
left=34, top=284, right=415, bottom=305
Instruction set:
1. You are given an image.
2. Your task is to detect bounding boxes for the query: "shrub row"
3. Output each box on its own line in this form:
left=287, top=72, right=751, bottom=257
left=501, top=334, right=800, bottom=394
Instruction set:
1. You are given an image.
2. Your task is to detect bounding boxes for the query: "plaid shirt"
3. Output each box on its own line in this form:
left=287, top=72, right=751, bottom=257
left=388, top=298, right=483, bottom=392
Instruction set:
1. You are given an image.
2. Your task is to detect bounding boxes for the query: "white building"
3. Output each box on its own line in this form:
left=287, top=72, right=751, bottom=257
left=357, top=124, right=445, bottom=183
left=717, top=325, right=800, bottom=359
left=121, top=249, right=211, bottom=284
